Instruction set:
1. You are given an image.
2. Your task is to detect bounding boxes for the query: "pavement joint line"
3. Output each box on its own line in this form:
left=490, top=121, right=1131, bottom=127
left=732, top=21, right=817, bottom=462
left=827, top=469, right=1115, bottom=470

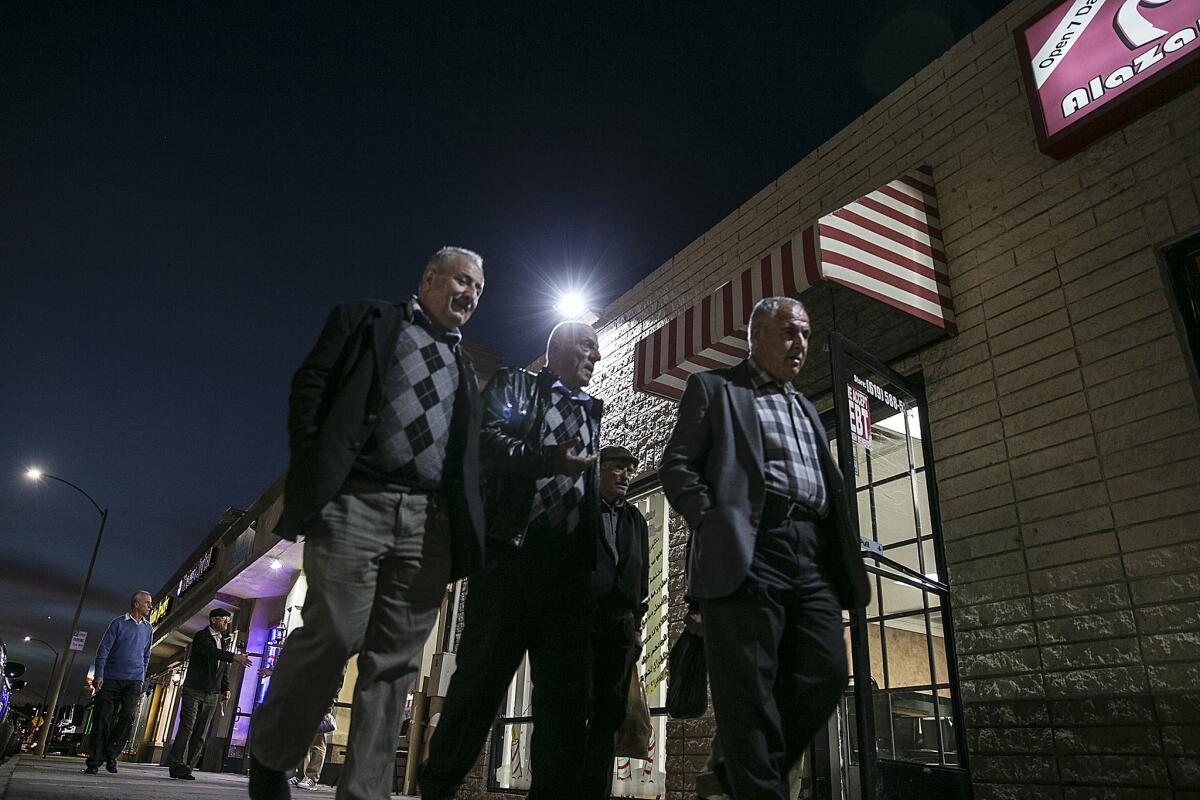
left=0, top=755, right=20, bottom=800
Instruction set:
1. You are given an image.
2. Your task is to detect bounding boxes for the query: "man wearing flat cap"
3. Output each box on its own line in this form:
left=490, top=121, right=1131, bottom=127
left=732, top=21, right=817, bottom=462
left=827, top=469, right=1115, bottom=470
left=578, top=444, right=650, bottom=800
left=169, top=607, right=252, bottom=780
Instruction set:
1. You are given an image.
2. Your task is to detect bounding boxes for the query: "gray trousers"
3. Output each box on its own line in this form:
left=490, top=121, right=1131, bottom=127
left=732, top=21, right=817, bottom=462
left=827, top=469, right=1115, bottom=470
left=168, top=687, right=219, bottom=772
left=250, top=479, right=451, bottom=800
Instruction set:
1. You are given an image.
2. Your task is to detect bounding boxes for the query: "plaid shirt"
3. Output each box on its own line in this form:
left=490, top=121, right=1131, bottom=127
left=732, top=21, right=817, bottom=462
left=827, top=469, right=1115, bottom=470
left=747, top=358, right=828, bottom=516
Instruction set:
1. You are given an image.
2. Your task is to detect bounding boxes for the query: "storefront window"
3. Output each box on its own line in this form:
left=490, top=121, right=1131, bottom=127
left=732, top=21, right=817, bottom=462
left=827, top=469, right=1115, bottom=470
left=489, top=483, right=670, bottom=797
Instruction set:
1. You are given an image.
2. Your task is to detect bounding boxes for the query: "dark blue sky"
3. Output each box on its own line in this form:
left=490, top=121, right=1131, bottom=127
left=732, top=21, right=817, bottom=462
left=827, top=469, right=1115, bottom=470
left=1, top=1, right=1008, bottom=701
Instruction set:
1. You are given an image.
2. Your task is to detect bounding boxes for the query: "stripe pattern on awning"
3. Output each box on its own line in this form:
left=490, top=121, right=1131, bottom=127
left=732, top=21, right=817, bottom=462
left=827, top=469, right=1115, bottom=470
left=633, top=166, right=954, bottom=401
left=818, top=167, right=956, bottom=332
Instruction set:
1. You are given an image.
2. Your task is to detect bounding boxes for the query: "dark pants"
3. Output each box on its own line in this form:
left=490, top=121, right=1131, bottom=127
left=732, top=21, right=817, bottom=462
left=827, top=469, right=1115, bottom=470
left=168, top=687, right=219, bottom=773
left=86, top=678, right=141, bottom=768
left=579, top=610, right=640, bottom=800
left=420, top=539, right=592, bottom=800
left=700, top=518, right=847, bottom=800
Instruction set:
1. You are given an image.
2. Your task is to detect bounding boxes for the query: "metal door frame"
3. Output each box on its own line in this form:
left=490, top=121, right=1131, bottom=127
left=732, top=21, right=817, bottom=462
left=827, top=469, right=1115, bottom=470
left=828, top=332, right=971, bottom=800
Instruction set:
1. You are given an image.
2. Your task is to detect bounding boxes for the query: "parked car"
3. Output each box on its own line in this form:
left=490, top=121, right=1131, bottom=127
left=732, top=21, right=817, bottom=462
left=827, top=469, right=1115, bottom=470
left=0, top=640, right=28, bottom=759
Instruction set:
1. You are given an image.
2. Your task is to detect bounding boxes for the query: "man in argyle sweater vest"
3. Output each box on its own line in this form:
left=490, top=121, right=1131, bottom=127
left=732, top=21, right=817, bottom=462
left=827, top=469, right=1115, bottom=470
left=420, top=321, right=604, bottom=800
left=249, top=247, right=486, bottom=800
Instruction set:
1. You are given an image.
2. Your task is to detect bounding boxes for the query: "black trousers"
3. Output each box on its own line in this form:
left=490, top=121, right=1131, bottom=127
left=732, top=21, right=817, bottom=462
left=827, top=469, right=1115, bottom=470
left=168, top=687, right=219, bottom=773
left=579, top=610, right=640, bottom=800
left=86, top=678, right=142, bottom=767
left=700, top=517, right=847, bottom=800
left=420, top=540, right=592, bottom=800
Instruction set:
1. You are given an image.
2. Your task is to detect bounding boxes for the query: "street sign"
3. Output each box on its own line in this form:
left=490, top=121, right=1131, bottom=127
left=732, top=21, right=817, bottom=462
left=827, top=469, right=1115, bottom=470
left=69, top=630, right=87, bottom=652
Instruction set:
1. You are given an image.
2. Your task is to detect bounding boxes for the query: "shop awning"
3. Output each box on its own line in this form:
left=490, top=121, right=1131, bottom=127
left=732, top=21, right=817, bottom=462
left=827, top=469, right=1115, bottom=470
left=633, top=166, right=955, bottom=401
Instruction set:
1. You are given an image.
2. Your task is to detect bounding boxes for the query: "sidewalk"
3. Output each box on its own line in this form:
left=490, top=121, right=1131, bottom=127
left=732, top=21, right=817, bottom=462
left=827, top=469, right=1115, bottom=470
left=0, top=755, right=419, bottom=800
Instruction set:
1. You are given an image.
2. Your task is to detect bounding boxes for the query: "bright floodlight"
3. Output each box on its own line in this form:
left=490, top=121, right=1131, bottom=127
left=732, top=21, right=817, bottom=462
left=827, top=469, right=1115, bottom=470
left=23, top=636, right=31, bottom=642
left=25, top=468, right=42, bottom=480
left=269, top=558, right=283, bottom=571
left=554, top=292, right=588, bottom=320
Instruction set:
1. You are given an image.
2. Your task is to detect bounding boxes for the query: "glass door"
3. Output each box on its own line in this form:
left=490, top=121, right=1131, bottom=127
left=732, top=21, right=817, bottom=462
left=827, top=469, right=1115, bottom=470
left=827, top=333, right=970, bottom=800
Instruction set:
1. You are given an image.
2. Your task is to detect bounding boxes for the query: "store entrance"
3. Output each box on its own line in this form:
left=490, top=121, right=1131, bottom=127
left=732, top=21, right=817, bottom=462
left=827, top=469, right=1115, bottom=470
left=818, top=333, right=970, bottom=800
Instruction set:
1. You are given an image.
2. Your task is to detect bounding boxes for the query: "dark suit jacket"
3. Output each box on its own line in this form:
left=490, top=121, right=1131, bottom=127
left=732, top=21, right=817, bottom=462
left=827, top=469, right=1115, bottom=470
left=276, top=299, right=485, bottom=581
left=592, top=500, right=651, bottom=616
left=659, top=359, right=870, bottom=608
left=182, top=627, right=233, bottom=694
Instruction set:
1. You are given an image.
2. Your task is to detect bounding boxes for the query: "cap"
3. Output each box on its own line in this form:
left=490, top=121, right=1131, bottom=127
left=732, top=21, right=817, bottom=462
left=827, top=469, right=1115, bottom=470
left=209, top=608, right=232, bottom=619
left=599, top=444, right=639, bottom=466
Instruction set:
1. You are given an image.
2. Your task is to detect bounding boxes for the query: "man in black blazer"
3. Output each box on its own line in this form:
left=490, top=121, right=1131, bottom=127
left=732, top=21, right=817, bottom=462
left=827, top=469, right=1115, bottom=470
left=249, top=247, right=487, bottom=800
left=580, top=444, right=649, bottom=800
left=169, top=608, right=252, bottom=780
left=660, top=296, right=870, bottom=800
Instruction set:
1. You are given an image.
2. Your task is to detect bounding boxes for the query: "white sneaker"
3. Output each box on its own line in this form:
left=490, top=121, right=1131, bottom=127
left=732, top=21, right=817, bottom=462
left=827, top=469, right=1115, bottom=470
left=297, top=777, right=317, bottom=789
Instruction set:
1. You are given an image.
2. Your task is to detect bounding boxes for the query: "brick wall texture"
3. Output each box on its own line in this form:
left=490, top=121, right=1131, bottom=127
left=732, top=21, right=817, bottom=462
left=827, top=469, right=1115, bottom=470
left=459, top=0, right=1200, bottom=797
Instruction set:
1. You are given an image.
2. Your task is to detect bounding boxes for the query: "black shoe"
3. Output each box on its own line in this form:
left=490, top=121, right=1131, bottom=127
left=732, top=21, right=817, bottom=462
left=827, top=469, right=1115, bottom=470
left=170, top=770, right=197, bottom=780
left=83, top=764, right=99, bottom=775
left=105, top=760, right=118, bottom=773
left=249, top=755, right=291, bottom=800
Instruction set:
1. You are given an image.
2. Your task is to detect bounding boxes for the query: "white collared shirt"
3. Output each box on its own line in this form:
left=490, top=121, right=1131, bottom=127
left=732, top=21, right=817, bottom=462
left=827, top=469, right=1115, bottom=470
left=124, top=612, right=147, bottom=625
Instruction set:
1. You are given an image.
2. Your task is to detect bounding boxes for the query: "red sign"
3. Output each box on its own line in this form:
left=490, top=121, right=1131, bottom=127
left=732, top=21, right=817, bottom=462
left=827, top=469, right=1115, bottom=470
left=1015, top=0, right=1200, bottom=158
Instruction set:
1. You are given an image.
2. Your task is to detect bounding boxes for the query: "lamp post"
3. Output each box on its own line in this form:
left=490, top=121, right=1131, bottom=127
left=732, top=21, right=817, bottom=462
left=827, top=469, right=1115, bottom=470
left=22, top=636, right=60, bottom=710
left=24, top=468, right=108, bottom=757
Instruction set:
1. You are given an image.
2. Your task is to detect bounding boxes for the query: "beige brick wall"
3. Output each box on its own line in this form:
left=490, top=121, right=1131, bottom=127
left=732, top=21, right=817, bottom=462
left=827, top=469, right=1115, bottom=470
left=571, top=0, right=1200, bottom=797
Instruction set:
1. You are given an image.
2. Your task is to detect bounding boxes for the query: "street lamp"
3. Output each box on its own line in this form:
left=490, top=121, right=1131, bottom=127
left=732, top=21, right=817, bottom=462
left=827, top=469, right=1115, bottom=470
left=553, top=290, right=599, bottom=324
left=22, top=636, right=60, bottom=709
left=24, top=467, right=109, bottom=757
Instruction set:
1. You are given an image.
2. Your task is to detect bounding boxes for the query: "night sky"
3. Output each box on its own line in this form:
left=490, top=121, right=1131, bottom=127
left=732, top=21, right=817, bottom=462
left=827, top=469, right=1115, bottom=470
left=1, top=1, right=1009, bottom=704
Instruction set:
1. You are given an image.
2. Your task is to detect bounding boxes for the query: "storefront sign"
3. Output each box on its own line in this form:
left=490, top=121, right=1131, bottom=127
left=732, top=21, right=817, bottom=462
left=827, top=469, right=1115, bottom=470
left=149, top=595, right=172, bottom=626
left=848, top=384, right=873, bottom=450
left=1016, top=0, right=1200, bottom=158
left=176, top=546, right=216, bottom=598
left=69, top=630, right=87, bottom=652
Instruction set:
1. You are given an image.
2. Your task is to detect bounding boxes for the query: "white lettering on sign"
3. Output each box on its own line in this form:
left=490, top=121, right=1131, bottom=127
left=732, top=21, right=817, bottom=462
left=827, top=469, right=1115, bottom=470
left=177, top=547, right=215, bottom=598
left=848, top=385, right=873, bottom=450
left=1061, top=19, right=1198, bottom=119
left=1033, top=0, right=1106, bottom=87
left=852, top=374, right=903, bottom=412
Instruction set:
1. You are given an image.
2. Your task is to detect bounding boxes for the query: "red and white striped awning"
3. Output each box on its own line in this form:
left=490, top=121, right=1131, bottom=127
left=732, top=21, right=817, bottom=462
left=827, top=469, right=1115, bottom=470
left=633, top=166, right=955, bottom=401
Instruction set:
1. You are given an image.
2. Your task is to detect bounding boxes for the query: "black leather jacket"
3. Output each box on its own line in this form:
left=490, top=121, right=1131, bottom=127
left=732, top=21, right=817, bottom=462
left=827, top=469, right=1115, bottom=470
left=480, top=367, right=604, bottom=567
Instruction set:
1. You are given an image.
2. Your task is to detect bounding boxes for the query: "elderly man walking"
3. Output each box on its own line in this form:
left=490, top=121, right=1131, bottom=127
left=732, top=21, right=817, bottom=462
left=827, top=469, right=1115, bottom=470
left=168, top=607, right=252, bottom=780
left=249, top=247, right=488, bottom=800
left=85, top=591, right=154, bottom=775
left=419, top=321, right=603, bottom=800
left=660, top=297, right=870, bottom=800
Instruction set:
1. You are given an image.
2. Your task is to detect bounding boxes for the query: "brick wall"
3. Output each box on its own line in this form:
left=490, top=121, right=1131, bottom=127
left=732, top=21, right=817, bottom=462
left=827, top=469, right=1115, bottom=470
left=573, top=0, right=1200, bottom=797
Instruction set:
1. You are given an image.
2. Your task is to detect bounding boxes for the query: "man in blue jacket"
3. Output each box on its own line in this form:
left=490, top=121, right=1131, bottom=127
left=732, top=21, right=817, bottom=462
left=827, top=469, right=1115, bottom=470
left=85, top=591, right=154, bottom=775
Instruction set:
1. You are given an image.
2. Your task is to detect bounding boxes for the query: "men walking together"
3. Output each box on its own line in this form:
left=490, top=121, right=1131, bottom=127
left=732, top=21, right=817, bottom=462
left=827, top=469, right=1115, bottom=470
left=580, top=444, right=649, bottom=800
left=419, top=321, right=603, bottom=800
left=660, top=297, right=870, bottom=800
left=169, top=607, right=252, bottom=780
left=249, top=247, right=487, bottom=800
left=85, top=591, right=153, bottom=775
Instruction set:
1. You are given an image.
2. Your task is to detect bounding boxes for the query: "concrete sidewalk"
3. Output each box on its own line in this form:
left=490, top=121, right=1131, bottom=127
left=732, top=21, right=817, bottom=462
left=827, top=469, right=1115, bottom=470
left=0, top=755, right=419, bottom=800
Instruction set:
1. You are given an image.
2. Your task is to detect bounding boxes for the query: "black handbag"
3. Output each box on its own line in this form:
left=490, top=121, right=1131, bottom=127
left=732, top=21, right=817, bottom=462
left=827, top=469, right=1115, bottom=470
left=665, top=629, right=708, bottom=719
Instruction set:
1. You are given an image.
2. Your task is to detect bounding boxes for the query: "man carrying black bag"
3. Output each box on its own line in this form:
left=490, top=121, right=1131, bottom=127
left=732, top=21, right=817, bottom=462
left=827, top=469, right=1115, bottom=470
left=659, top=297, right=870, bottom=800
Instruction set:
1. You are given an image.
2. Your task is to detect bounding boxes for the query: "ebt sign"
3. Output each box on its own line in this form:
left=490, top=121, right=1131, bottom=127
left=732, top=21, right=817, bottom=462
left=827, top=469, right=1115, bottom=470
left=1016, top=0, right=1200, bottom=158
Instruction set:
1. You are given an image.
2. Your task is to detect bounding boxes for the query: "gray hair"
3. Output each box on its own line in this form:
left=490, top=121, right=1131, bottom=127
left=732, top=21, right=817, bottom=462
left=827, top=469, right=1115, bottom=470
left=423, top=246, right=483, bottom=279
left=130, top=590, right=151, bottom=606
left=747, top=296, right=807, bottom=344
